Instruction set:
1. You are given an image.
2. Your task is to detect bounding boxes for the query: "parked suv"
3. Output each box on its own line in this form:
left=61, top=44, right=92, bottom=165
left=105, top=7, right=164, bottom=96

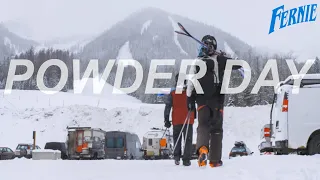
left=15, top=144, right=40, bottom=159
left=44, top=142, right=68, bottom=159
left=229, top=141, right=253, bottom=159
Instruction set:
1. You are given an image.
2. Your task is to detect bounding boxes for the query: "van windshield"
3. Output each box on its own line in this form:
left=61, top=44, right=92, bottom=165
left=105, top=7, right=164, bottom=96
left=106, top=137, right=124, bottom=148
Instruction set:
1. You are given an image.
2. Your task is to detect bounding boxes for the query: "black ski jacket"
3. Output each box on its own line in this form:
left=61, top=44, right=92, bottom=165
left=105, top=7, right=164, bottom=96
left=186, top=54, right=242, bottom=98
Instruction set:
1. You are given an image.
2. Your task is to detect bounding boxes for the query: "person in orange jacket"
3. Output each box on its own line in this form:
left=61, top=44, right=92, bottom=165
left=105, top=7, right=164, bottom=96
left=164, top=73, right=196, bottom=166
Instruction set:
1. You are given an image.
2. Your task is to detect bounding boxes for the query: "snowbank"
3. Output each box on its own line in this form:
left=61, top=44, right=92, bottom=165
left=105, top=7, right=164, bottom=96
left=32, top=149, right=61, bottom=160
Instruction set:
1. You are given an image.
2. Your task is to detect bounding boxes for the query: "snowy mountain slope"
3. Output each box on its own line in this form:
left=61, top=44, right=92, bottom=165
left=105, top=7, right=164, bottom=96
left=35, top=35, right=94, bottom=54
left=79, top=7, right=252, bottom=103
left=224, top=42, right=236, bottom=58
left=3, top=155, right=320, bottom=180
left=80, top=7, right=251, bottom=61
left=116, top=41, right=134, bottom=66
left=2, top=20, right=34, bottom=40
left=141, top=20, right=152, bottom=35
left=168, top=16, right=188, bottom=56
left=0, top=24, right=38, bottom=58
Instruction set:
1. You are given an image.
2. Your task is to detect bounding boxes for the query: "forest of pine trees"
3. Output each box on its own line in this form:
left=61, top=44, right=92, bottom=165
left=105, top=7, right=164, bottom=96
left=0, top=47, right=319, bottom=107
left=0, top=48, right=75, bottom=91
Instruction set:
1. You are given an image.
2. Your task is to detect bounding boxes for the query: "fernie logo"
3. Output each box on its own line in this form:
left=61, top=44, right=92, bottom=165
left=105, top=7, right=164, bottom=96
left=269, top=4, right=318, bottom=34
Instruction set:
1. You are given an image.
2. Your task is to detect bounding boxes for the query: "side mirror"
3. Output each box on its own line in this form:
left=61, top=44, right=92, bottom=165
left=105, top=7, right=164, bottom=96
left=251, top=152, right=254, bottom=154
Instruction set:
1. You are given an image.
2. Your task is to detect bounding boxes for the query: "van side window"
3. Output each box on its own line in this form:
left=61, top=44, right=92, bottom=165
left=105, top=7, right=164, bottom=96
left=116, top=138, right=124, bottom=148
left=106, top=138, right=114, bottom=148
left=148, top=139, right=152, bottom=146
left=136, top=141, right=141, bottom=149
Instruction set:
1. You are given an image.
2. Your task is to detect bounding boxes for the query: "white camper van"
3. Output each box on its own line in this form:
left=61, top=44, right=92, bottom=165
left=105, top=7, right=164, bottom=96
left=269, top=74, right=320, bottom=155
left=142, top=128, right=173, bottom=160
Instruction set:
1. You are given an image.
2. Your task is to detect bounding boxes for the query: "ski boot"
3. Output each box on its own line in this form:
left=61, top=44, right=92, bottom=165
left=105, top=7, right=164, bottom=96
left=209, top=160, right=223, bottom=168
left=183, top=159, right=191, bottom=166
left=198, top=146, right=208, bottom=167
left=174, top=157, right=180, bottom=165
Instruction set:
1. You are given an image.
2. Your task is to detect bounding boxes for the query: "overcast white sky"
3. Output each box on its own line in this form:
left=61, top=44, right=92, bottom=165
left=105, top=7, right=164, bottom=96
left=0, top=0, right=319, bottom=60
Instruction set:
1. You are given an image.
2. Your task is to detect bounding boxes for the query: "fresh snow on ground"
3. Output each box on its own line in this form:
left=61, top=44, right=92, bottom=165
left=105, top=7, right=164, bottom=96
left=168, top=16, right=188, bottom=56
left=141, top=20, right=152, bottom=35
left=3, top=155, right=320, bottom=180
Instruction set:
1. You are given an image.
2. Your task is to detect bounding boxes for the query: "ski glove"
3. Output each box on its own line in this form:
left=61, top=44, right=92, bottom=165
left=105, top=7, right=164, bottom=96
left=164, top=120, right=171, bottom=128
left=187, top=96, right=196, bottom=111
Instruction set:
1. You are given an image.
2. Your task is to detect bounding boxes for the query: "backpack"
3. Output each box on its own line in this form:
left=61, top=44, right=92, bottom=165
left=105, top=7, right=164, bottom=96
left=195, top=56, right=220, bottom=98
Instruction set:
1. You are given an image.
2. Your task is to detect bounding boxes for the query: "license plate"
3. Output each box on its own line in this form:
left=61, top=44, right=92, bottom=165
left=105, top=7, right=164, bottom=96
left=236, top=155, right=240, bottom=157
left=147, top=151, right=154, bottom=156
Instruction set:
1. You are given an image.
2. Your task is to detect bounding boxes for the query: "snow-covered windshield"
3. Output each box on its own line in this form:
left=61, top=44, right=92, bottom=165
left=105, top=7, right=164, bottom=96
left=231, top=147, right=246, bottom=153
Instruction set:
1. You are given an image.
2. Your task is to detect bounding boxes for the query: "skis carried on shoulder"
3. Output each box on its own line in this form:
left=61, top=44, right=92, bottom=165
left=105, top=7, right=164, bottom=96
left=174, top=22, right=245, bottom=78
left=174, top=22, right=225, bottom=56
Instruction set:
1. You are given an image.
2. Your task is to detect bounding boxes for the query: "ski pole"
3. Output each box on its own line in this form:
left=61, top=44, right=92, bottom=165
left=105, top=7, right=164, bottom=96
left=161, top=127, right=168, bottom=139
left=172, top=111, right=191, bottom=154
left=182, top=112, right=191, bottom=155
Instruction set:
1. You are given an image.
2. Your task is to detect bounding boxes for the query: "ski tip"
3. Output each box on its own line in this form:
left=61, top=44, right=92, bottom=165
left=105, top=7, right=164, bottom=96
left=177, top=22, right=184, bottom=29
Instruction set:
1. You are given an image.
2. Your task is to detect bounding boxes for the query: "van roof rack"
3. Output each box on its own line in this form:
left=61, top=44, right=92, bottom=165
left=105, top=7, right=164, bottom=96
left=67, top=126, right=92, bottom=129
left=234, top=141, right=245, bottom=146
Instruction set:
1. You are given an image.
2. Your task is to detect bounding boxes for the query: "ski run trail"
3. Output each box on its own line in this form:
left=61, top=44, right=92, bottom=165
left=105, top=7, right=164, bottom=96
left=1, top=78, right=320, bottom=180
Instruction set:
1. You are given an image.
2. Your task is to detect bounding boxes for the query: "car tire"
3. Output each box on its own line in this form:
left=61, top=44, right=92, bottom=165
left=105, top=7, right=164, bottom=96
left=308, top=134, right=320, bottom=155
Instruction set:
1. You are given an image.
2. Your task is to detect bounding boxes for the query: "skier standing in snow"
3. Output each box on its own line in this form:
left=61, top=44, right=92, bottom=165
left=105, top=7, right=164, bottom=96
left=164, top=73, right=196, bottom=166
left=186, top=35, right=242, bottom=167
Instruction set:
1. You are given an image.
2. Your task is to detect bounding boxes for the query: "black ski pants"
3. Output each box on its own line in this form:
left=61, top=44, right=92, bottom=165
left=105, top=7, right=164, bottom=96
left=196, top=95, right=224, bottom=163
left=173, top=124, right=193, bottom=161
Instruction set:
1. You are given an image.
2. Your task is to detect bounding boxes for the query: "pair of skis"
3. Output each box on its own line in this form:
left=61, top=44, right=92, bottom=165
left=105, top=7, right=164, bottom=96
left=174, top=22, right=245, bottom=78
left=175, top=22, right=224, bottom=56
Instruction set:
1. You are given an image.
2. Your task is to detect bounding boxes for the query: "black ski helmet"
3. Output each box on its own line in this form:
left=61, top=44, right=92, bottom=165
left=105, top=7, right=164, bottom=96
left=202, top=35, right=217, bottom=50
left=198, top=35, right=217, bottom=56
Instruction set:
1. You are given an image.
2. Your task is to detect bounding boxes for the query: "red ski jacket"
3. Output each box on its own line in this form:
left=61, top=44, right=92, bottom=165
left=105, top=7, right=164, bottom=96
left=164, top=88, right=195, bottom=126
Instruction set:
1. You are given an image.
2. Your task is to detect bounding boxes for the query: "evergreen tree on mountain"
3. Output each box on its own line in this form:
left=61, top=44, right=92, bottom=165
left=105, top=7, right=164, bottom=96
left=0, top=47, right=74, bottom=91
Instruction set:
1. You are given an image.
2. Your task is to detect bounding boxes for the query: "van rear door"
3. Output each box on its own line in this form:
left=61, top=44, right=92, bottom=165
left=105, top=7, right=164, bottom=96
left=105, top=132, right=126, bottom=159
left=67, top=131, right=77, bottom=156
left=274, top=86, right=289, bottom=147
